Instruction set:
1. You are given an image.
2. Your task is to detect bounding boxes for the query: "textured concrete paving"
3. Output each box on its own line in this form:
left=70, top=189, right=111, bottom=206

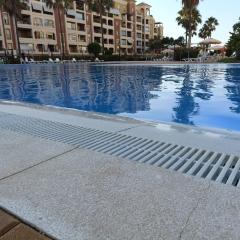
left=0, top=129, right=73, bottom=179
left=1, top=102, right=240, bottom=240
left=0, top=148, right=209, bottom=239
left=0, top=147, right=240, bottom=239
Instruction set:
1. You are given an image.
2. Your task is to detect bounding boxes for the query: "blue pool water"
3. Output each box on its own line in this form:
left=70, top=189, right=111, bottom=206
left=0, top=63, right=240, bottom=131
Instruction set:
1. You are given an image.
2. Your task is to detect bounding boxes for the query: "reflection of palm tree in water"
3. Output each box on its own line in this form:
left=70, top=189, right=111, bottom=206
left=173, top=65, right=199, bottom=125
left=18, top=66, right=41, bottom=104
left=59, top=64, right=72, bottom=107
left=225, top=67, right=240, bottom=113
left=194, top=65, right=214, bottom=100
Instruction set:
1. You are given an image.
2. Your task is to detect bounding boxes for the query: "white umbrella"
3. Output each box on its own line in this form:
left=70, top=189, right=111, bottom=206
left=199, top=38, right=221, bottom=45
left=162, top=49, right=174, bottom=54
left=168, top=45, right=181, bottom=49
left=209, top=45, right=225, bottom=50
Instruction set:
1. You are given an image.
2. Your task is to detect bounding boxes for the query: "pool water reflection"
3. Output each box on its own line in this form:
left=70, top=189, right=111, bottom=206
left=0, top=63, right=240, bottom=131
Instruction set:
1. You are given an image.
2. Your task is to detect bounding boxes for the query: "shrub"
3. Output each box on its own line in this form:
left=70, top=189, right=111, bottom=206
left=87, top=42, right=101, bottom=58
left=174, top=48, right=199, bottom=61
left=104, top=49, right=113, bottom=56
left=218, top=57, right=240, bottom=63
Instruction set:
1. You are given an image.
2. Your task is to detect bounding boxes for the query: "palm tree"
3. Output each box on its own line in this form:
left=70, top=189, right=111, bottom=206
left=198, top=23, right=208, bottom=39
left=181, top=0, right=200, bottom=48
left=176, top=7, right=202, bottom=46
left=46, top=0, right=74, bottom=59
left=84, top=0, right=113, bottom=54
left=176, top=8, right=189, bottom=45
left=0, top=0, right=27, bottom=58
left=199, top=17, right=219, bottom=40
left=205, top=17, right=219, bottom=38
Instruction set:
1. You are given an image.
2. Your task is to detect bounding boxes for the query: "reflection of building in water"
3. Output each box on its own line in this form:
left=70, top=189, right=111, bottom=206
left=0, top=64, right=163, bottom=114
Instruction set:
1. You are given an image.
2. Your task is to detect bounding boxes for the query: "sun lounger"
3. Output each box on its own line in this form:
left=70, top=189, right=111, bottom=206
left=48, top=58, right=54, bottom=63
left=24, top=57, right=29, bottom=64
left=55, top=58, right=60, bottom=63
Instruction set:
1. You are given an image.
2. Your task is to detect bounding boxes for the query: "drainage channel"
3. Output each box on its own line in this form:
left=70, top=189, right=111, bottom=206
left=0, top=112, right=240, bottom=187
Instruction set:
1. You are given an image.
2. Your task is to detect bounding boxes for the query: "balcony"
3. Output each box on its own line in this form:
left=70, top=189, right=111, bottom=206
left=19, top=29, right=33, bottom=38
left=127, top=23, right=132, bottom=29
left=17, top=15, right=31, bottom=28
left=77, top=23, right=85, bottom=32
left=76, top=1, right=84, bottom=11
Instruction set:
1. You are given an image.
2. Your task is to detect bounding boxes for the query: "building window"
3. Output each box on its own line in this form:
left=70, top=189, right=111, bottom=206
left=34, top=31, right=44, bottom=39
left=67, top=22, right=76, bottom=30
left=77, top=23, right=85, bottom=31
left=5, top=29, right=11, bottom=40
left=137, top=41, right=142, bottom=46
left=44, top=19, right=54, bottom=28
left=78, top=35, right=86, bottom=42
left=75, top=12, right=85, bottom=21
left=68, top=33, right=77, bottom=42
left=36, top=44, right=44, bottom=52
left=121, top=30, right=126, bottom=37
left=3, top=13, right=9, bottom=25
left=33, top=17, right=43, bottom=26
left=7, top=43, right=13, bottom=49
left=46, top=32, right=55, bottom=40
left=121, top=39, right=126, bottom=45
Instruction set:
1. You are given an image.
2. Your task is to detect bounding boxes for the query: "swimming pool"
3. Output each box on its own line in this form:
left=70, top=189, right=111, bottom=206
left=0, top=63, right=240, bottom=131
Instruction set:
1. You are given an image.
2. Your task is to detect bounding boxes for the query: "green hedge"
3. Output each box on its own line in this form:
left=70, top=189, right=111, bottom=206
left=100, top=54, right=146, bottom=61
left=218, top=57, right=240, bottom=63
left=174, top=48, right=200, bottom=61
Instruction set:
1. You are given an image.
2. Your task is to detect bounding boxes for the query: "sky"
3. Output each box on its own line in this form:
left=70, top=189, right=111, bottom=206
left=136, top=0, right=240, bottom=44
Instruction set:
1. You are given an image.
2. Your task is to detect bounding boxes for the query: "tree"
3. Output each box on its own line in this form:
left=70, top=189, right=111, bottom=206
left=227, top=18, right=240, bottom=59
left=149, top=36, right=185, bottom=52
left=198, top=24, right=208, bottom=39
left=181, top=0, right=200, bottom=49
left=149, top=38, right=163, bottom=51
left=199, top=17, right=219, bottom=39
left=148, top=37, right=175, bottom=51
left=174, top=36, right=185, bottom=47
left=205, top=17, right=219, bottom=38
left=84, top=0, right=113, bottom=54
left=87, top=42, right=101, bottom=57
left=176, top=8, right=188, bottom=45
left=176, top=7, right=202, bottom=46
left=0, top=0, right=27, bottom=58
left=46, top=0, right=74, bottom=60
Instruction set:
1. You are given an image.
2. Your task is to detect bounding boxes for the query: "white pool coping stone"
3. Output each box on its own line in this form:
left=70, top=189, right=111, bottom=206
left=0, top=101, right=240, bottom=240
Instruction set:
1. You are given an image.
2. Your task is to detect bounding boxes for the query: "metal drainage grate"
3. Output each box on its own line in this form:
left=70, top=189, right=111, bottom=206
left=0, top=112, right=240, bottom=187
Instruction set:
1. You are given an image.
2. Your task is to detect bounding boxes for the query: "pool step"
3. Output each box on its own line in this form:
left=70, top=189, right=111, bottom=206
left=0, top=111, right=240, bottom=187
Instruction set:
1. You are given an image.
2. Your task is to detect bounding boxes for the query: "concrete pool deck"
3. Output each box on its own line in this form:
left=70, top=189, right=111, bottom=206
left=1, top=101, right=240, bottom=239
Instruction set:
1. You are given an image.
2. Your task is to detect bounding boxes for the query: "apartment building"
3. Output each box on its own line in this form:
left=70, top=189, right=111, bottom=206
left=0, top=0, right=163, bottom=57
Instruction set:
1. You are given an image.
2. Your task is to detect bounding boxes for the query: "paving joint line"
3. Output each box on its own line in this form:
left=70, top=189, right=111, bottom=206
left=0, top=146, right=78, bottom=182
left=116, top=125, right=140, bottom=133
left=178, top=181, right=211, bottom=240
